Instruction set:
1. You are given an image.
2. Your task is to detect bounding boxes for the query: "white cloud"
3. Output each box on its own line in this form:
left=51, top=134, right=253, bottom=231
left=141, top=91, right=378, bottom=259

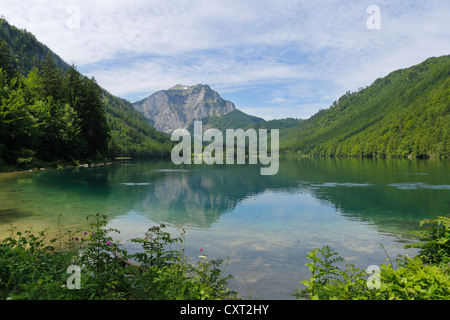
left=270, top=98, right=288, bottom=104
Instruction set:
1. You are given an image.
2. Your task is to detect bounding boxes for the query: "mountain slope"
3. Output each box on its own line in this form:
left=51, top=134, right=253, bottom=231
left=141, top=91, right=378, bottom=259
left=133, top=84, right=236, bottom=133
left=0, top=18, right=172, bottom=160
left=282, top=55, right=450, bottom=159
left=186, top=109, right=265, bottom=133
left=0, top=19, right=68, bottom=75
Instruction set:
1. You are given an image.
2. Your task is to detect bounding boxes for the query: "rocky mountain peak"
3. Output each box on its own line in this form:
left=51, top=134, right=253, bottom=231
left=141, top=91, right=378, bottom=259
left=133, top=84, right=236, bottom=133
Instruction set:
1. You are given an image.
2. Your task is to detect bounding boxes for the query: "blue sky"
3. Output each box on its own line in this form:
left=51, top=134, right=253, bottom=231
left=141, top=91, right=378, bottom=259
left=0, top=0, right=449, bottom=120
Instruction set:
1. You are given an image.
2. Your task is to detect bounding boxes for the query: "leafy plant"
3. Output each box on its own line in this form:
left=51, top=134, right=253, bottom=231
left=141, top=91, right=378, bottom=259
left=295, top=216, right=450, bottom=300
left=0, top=214, right=237, bottom=300
left=406, top=216, right=450, bottom=265
left=129, top=224, right=182, bottom=268
left=0, top=226, right=74, bottom=299
left=294, top=246, right=370, bottom=300
left=126, top=226, right=236, bottom=300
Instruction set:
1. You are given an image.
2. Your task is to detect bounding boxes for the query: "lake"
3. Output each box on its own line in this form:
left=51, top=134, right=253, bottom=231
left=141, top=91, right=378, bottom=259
left=0, top=158, right=449, bottom=299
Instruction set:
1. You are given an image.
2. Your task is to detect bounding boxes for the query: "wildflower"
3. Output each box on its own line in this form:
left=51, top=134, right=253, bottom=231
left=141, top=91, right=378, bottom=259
left=106, top=241, right=111, bottom=245
left=84, top=231, right=88, bottom=235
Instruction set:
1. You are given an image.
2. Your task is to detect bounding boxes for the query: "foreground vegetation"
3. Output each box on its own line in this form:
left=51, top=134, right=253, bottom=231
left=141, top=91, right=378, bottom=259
left=1, top=213, right=449, bottom=300
left=0, top=214, right=237, bottom=300
left=295, top=216, right=450, bottom=300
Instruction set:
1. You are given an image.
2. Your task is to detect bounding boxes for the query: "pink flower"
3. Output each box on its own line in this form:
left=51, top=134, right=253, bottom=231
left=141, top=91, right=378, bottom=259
left=106, top=241, right=111, bottom=245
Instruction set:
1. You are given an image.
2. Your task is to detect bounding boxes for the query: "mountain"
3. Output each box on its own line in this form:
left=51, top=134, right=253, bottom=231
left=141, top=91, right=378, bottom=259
left=0, top=18, right=172, bottom=163
left=281, top=55, right=450, bottom=159
left=0, top=19, right=69, bottom=75
left=133, top=84, right=237, bottom=133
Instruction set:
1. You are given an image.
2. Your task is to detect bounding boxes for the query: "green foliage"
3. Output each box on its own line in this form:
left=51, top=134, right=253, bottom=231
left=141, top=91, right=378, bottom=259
left=0, top=214, right=237, bottom=300
left=294, top=246, right=371, bottom=300
left=295, top=246, right=346, bottom=299
left=0, top=37, right=16, bottom=81
left=0, top=18, right=172, bottom=168
left=0, top=226, right=75, bottom=299
left=129, top=224, right=182, bottom=268
left=103, top=92, right=172, bottom=160
left=375, top=257, right=450, bottom=300
left=0, top=18, right=68, bottom=76
left=406, top=216, right=450, bottom=265
left=141, top=252, right=233, bottom=300
left=295, top=216, right=450, bottom=300
left=0, top=53, right=109, bottom=165
left=187, top=109, right=265, bottom=133
left=282, top=55, right=450, bottom=159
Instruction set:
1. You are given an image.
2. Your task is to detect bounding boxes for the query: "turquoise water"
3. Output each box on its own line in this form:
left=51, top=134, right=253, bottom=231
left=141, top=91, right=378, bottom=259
left=0, top=158, right=449, bottom=299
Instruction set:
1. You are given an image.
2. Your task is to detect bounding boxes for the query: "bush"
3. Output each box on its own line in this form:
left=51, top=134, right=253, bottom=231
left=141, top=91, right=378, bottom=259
left=0, top=227, right=75, bottom=299
left=295, top=216, right=450, bottom=300
left=406, top=216, right=450, bottom=265
left=0, top=214, right=237, bottom=300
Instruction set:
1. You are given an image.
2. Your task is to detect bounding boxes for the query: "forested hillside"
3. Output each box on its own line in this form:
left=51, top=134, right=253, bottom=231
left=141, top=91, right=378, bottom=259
left=186, top=109, right=265, bottom=133
left=281, top=55, right=450, bottom=159
left=0, top=19, right=172, bottom=169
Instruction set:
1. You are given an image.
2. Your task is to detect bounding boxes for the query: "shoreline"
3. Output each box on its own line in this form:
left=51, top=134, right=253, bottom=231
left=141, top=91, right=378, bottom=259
left=0, top=158, right=132, bottom=175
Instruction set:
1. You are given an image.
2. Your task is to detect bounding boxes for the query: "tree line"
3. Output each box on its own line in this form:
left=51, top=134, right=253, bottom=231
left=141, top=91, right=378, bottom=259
left=0, top=38, right=109, bottom=167
left=281, top=55, right=450, bottom=159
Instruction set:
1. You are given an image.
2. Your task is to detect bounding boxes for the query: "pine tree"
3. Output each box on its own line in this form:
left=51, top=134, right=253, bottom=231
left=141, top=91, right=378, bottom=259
left=65, top=64, right=82, bottom=107
left=79, top=76, right=109, bottom=159
left=0, top=38, right=15, bottom=80
left=41, top=53, right=63, bottom=102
